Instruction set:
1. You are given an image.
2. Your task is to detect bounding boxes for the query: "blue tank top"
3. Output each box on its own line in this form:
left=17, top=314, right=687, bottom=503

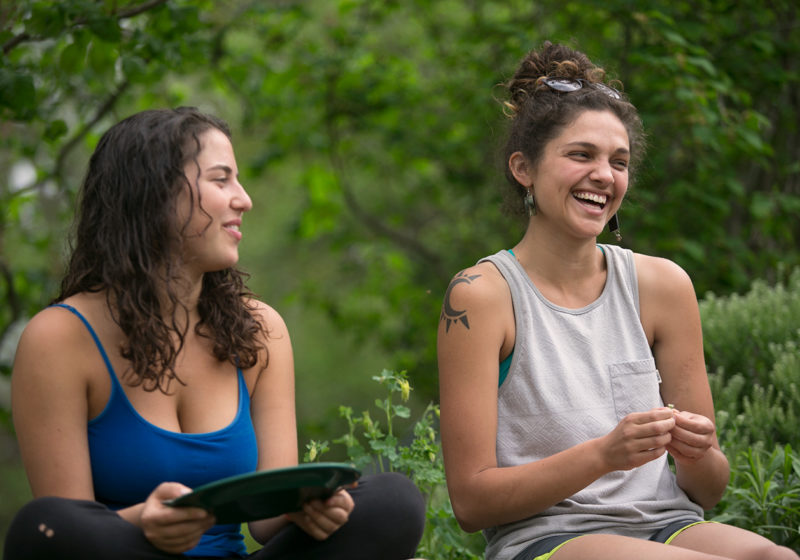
left=53, top=304, right=258, bottom=558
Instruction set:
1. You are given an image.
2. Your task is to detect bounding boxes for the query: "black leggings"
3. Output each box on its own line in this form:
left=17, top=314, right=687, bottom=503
left=4, top=472, right=426, bottom=560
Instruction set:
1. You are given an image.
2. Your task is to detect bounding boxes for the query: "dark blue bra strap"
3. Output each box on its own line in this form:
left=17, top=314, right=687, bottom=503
left=49, top=303, right=117, bottom=377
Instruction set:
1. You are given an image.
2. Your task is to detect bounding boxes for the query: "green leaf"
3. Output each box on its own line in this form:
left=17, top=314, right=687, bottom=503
left=44, top=119, right=68, bottom=142
left=120, top=55, right=148, bottom=82
left=87, top=39, right=117, bottom=75
left=27, top=4, right=66, bottom=38
left=87, top=15, right=122, bottom=43
left=0, top=69, right=36, bottom=117
left=59, top=40, right=86, bottom=73
left=750, top=193, right=773, bottom=219
left=392, top=404, right=411, bottom=418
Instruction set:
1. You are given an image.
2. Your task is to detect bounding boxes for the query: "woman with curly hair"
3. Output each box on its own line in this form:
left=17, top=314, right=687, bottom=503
left=4, top=107, right=424, bottom=560
left=437, top=42, right=798, bottom=560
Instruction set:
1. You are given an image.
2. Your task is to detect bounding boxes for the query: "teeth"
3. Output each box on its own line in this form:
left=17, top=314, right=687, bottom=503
left=574, top=192, right=607, bottom=205
left=226, top=225, right=240, bottom=232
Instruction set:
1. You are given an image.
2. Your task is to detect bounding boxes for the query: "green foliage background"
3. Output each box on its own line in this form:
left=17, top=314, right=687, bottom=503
left=1, top=0, right=799, bottom=552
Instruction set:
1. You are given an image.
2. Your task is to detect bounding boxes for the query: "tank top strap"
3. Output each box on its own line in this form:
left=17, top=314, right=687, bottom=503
left=49, top=303, right=121, bottom=386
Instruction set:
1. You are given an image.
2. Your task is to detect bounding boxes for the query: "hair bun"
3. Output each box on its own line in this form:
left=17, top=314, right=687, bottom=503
left=504, top=41, right=608, bottom=115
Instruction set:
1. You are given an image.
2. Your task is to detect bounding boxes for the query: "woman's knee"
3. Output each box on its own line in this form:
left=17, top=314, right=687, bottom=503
left=760, top=544, right=800, bottom=560
left=362, top=472, right=425, bottom=517
left=6, top=496, right=81, bottom=535
left=4, top=496, right=155, bottom=560
left=3, top=497, right=87, bottom=559
left=349, top=471, right=426, bottom=543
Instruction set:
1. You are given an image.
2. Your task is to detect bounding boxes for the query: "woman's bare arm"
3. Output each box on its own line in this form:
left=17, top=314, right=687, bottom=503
left=637, top=253, right=729, bottom=510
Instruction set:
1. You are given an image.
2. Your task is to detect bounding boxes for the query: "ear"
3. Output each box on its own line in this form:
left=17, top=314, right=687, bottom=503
left=508, top=151, right=534, bottom=187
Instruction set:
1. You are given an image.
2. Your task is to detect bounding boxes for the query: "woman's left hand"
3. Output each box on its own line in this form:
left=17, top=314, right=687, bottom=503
left=666, top=409, right=716, bottom=465
left=285, top=488, right=354, bottom=540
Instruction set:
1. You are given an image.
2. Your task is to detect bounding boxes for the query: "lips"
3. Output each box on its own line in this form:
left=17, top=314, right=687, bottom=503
left=223, top=219, right=242, bottom=241
left=572, top=191, right=607, bottom=208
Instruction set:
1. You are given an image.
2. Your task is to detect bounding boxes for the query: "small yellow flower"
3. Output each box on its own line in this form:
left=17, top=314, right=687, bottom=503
left=399, top=379, right=411, bottom=402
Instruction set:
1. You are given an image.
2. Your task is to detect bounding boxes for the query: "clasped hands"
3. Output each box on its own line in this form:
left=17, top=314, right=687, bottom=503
left=664, top=406, right=716, bottom=465
left=602, top=406, right=716, bottom=472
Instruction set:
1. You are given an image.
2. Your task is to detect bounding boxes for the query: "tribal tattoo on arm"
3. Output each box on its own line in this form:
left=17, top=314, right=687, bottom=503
left=440, top=271, right=481, bottom=333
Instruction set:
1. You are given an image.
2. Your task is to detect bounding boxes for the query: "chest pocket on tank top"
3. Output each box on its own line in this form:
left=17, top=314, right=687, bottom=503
left=609, top=358, right=663, bottom=419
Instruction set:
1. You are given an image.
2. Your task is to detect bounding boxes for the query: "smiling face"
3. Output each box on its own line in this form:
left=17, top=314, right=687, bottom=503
left=509, top=109, right=630, bottom=240
left=177, top=127, right=252, bottom=278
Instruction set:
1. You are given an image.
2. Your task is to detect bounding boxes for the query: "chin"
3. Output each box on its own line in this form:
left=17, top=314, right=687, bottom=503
left=205, top=257, right=240, bottom=274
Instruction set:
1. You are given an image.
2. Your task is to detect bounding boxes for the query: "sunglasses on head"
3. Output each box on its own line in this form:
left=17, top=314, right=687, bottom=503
left=541, top=77, right=622, bottom=100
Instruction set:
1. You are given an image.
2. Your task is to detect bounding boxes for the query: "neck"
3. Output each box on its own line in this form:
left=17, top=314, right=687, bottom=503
left=156, top=271, right=204, bottom=329
left=512, top=225, right=606, bottom=300
left=517, top=223, right=600, bottom=267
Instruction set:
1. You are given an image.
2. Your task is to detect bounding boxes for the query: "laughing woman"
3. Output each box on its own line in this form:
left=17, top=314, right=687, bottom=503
left=4, top=107, right=424, bottom=560
left=437, top=42, right=798, bottom=560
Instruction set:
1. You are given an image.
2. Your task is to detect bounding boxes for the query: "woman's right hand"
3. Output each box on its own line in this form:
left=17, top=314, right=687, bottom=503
left=599, top=407, right=676, bottom=472
left=138, top=482, right=216, bottom=554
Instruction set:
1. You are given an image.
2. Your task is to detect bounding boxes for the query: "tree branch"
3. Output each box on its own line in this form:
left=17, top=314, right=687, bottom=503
left=116, top=0, right=169, bottom=20
left=8, top=79, right=132, bottom=200
left=323, top=113, right=445, bottom=276
left=2, top=0, right=168, bottom=56
left=53, top=79, right=131, bottom=180
left=0, top=258, right=21, bottom=355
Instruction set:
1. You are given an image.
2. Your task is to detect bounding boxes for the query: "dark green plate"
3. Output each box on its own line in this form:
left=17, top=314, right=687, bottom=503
left=165, top=463, right=361, bottom=524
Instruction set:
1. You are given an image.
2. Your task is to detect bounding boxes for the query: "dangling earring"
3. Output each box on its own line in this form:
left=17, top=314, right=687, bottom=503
left=608, top=213, right=622, bottom=241
left=524, top=188, right=536, bottom=216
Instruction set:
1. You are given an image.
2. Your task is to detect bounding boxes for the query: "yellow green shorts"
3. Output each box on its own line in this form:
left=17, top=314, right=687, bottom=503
left=516, top=519, right=713, bottom=560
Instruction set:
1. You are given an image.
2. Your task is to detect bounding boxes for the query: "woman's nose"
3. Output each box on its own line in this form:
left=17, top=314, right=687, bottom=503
left=232, top=181, right=252, bottom=212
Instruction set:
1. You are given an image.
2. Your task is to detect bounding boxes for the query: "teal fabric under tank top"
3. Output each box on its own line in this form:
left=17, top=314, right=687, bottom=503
left=53, top=304, right=258, bottom=558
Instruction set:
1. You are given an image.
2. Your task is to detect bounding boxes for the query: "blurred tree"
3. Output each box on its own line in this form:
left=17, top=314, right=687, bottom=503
left=208, top=0, right=800, bottom=396
left=0, top=0, right=220, bottom=386
left=1, top=0, right=798, bottom=407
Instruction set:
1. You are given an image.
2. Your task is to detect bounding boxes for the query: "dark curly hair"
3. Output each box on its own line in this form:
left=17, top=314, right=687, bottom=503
left=56, top=107, right=266, bottom=392
left=500, top=41, right=646, bottom=219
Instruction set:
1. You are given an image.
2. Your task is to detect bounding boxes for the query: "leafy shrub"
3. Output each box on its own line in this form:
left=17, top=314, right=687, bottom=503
left=704, top=268, right=800, bottom=457
left=710, top=445, right=800, bottom=549
left=703, top=266, right=800, bottom=548
left=303, top=370, right=484, bottom=559
left=701, top=266, right=800, bottom=387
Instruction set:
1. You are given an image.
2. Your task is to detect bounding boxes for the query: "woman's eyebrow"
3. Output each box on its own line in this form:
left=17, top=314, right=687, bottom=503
left=563, top=141, right=630, bottom=155
left=204, top=164, right=233, bottom=174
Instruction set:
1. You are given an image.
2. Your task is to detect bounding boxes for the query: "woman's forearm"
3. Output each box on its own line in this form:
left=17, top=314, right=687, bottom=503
left=675, top=447, right=730, bottom=510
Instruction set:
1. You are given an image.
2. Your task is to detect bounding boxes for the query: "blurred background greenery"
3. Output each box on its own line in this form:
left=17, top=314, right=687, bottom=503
left=1, top=0, right=799, bottom=548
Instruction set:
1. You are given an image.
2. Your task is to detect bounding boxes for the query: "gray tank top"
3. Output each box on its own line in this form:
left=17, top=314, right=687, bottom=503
left=480, top=245, right=702, bottom=560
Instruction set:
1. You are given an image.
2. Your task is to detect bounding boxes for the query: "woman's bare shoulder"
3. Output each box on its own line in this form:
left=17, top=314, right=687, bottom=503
left=440, top=260, right=512, bottom=340
left=19, top=300, right=95, bottom=347
left=633, top=252, right=695, bottom=299
left=444, top=260, right=509, bottom=304
left=245, top=299, right=287, bottom=330
left=12, top=298, right=106, bottom=395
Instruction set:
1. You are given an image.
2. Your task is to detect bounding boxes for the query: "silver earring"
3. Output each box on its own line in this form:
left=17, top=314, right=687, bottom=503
left=608, top=213, right=621, bottom=241
left=524, top=189, right=536, bottom=216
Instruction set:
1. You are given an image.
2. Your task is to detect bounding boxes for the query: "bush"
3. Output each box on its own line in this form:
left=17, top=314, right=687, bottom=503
left=701, top=266, right=800, bottom=388
left=703, top=267, right=800, bottom=459
left=710, top=445, right=800, bottom=549
left=303, top=370, right=484, bottom=559
left=702, top=266, right=800, bottom=548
